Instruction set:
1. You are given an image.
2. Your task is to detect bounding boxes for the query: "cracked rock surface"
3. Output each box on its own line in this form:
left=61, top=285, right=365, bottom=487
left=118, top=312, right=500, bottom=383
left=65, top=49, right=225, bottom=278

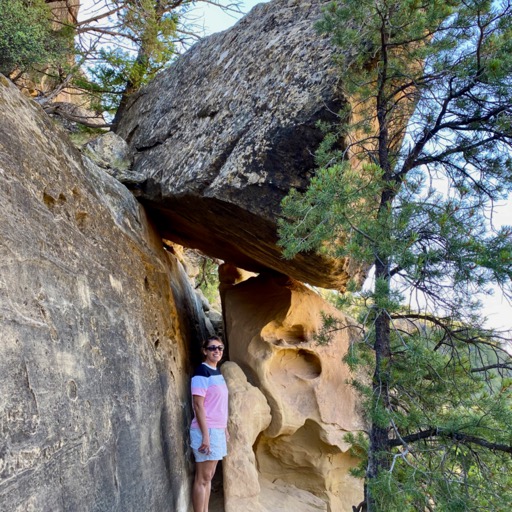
left=0, top=75, right=205, bottom=511
left=116, top=0, right=367, bottom=290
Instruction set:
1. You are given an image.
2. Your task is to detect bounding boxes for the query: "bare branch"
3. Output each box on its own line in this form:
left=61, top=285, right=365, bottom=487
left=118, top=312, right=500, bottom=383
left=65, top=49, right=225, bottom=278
left=388, top=428, right=512, bottom=454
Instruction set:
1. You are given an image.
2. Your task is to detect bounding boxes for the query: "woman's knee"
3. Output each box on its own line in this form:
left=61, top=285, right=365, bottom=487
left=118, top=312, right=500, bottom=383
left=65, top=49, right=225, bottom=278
left=195, top=462, right=217, bottom=485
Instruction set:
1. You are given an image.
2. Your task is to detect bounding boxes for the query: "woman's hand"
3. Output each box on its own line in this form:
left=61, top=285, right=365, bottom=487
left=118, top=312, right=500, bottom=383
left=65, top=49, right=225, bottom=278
left=199, top=434, right=211, bottom=455
left=193, top=395, right=211, bottom=455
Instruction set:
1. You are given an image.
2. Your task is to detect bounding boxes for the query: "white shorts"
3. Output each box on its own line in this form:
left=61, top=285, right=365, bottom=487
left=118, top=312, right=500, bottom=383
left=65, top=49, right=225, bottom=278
left=190, top=427, right=227, bottom=462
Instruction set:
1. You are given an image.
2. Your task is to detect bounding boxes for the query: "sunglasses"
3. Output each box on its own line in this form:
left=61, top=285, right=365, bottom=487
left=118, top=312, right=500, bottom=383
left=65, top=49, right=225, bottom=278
left=206, top=345, right=224, bottom=352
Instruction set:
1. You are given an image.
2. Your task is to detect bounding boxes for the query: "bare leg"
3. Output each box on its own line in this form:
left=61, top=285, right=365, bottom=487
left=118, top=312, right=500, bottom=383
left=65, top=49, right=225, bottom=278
left=192, top=460, right=218, bottom=512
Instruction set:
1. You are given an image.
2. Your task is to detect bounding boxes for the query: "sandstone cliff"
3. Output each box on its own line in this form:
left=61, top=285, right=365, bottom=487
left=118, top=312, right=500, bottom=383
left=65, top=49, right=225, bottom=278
left=0, top=74, right=205, bottom=511
left=14, top=1, right=80, bottom=103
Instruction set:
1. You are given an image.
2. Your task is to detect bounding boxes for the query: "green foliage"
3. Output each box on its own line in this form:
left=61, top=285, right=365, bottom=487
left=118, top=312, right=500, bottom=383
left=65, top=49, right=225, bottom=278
left=82, top=1, right=180, bottom=116
left=84, top=44, right=173, bottom=115
left=279, top=0, right=512, bottom=509
left=1, top=0, right=240, bottom=122
left=72, top=0, right=240, bottom=120
left=69, top=125, right=109, bottom=148
left=195, top=257, right=221, bottom=310
left=361, top=327, right=512, bottom=511
left=0, top=0, right=71, bottom=76
left=280, top=161, right=387, bottom=263
left=341, top=312, right=512, bottom=511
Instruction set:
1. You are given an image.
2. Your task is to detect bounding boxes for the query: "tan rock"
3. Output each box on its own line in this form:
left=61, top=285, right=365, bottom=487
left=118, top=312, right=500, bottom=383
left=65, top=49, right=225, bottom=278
left=221, top=362, right=272, bottom=512
left=13, top=1, right=82, bottom=105
left=259, top=478, right=327, bottom=511
left=0, top=75, right=208, bottom=511
left=222, top=273, right=365, bottom=511
left=219, top=263, right=257, bottom=288
left=47, top=1, right=80, bottom=28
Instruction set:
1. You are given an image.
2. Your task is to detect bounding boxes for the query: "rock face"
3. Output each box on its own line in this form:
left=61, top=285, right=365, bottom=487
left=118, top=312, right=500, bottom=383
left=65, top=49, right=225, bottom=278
left=221, top=362, right=272, bottom=512
left=83, top=131, right=133, bottom=181
left=0, top=76, right=207, bottom=511
left=47, top=1, right=80, bottom=27
left=116, top=0, right=367, bottom=290
left=221, top=270, right=364, bottom=511
left=15, top=1, right=81, bottom=103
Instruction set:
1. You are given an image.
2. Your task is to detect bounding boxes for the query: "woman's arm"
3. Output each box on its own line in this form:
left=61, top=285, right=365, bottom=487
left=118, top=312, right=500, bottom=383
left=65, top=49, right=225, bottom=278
left=192, top=394, right=210, bottom=454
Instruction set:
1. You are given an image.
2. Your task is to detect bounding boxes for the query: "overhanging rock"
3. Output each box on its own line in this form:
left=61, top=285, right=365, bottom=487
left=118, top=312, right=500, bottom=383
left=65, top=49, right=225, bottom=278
left=116, top=0, right=367, bottom=290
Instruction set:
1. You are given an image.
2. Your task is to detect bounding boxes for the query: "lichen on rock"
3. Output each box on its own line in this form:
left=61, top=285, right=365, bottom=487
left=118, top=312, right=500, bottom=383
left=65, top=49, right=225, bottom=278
left=116, top=0, right=368, bottom=290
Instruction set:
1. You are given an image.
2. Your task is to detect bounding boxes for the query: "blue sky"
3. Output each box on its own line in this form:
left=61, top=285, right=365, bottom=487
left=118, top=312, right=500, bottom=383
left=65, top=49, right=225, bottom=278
left=193, top=0, right=269, bottom=35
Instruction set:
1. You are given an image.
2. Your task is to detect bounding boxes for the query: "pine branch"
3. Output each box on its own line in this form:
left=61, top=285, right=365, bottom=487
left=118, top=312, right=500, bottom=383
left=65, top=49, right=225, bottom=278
left=470, top=363, right=512, bottom=373
left=388, top=428, right=512, bottom=454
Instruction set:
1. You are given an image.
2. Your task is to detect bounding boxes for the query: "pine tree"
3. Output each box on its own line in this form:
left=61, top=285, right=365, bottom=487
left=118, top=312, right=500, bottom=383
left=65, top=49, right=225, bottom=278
left=67, top=0, right=242, bottom=123
left=3, top=0, right=241, bottom=124
left=279, top=1, right=512, bottom=510
left=0, top=0, right=71, bottom=78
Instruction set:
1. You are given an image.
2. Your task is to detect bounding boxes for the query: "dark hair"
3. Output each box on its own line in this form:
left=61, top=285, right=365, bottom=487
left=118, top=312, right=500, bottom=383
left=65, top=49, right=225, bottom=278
left=201, top=336, right=223, bottom=350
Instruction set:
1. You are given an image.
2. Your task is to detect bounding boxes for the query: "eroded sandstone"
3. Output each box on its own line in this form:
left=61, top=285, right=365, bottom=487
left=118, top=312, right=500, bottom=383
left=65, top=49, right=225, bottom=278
left=0, top=76, right=206, bottom=511
left=221, top=270, right=364, bottom=511
left=221, top=362, right=272, bottom=512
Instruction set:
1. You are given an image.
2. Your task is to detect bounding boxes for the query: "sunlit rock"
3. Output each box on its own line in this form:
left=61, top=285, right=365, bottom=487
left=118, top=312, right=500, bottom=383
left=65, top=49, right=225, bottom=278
left=0, top=75, right=205, bottom=511
left=221, top=362, right=272, bottom=512
left=221, top=271, right=365, bottom=511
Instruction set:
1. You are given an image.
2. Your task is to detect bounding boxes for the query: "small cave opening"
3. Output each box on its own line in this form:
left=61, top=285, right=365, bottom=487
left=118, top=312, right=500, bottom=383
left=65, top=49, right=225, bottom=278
left=261, top=321, right=310, bottom=347
left=272, top=323, right=307, bottom=345
left=270, top=348, right=322, bottom=380
left=296, top=349, right=322, bottom=379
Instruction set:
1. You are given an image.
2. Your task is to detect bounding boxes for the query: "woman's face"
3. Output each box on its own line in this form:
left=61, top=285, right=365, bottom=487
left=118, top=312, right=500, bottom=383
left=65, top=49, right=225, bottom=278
left=203, top=341, right=224, bottom=366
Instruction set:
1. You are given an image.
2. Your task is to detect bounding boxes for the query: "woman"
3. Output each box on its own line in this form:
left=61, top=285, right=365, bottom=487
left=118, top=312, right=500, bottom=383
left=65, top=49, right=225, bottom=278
left=190, top=336, right=228, bottom=512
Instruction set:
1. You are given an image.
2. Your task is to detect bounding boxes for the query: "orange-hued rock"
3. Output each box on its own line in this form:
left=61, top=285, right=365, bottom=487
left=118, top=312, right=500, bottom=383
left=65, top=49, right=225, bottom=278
left=0, top=74, right=209, bottom=511
left=15, top=1, right=81, bottom=104
left=221, top=362, right=272, bottom=512
left=222, top=272, right=364, bottom=511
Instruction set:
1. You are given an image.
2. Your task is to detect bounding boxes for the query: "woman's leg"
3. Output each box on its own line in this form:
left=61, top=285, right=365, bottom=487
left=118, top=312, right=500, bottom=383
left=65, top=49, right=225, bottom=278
left=192, top=460, right=218, bottom=512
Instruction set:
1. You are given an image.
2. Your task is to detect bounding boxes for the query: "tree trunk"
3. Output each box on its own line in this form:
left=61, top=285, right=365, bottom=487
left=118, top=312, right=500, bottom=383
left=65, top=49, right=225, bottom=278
left=366, top=257, right=392, bottom=511
left=112, top=1, right=167, bottom=131
left=111, top=80, right=138, bottom=132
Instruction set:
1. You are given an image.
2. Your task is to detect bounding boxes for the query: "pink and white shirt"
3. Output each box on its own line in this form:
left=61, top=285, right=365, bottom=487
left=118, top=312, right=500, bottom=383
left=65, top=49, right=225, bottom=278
left=191, top=363, right=228, bottom=429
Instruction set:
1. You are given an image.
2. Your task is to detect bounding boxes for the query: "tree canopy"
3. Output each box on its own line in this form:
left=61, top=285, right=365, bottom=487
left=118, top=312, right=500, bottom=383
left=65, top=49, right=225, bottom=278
left=0, top=0, right=73, bottom=78
left=3, top=0, right=241, bottom=126
left=279, top=1, right=512, bottom=510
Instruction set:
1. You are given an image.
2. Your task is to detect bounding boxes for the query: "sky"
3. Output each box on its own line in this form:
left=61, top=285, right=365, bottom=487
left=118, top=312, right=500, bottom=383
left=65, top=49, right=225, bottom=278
left=190, top=1, right=268, bottom=35
left=78, top=0, right=512, bottom=332
left=79, top=1, right=267, bottom=36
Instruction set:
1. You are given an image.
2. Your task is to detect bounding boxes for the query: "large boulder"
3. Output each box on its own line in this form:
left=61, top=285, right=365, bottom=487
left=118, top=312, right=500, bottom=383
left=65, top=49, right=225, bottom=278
left=0, top=75, right=205, bottom=511
left=220, top=269, right=365, bottom=511
left=116, top=0, right=367, bottom=290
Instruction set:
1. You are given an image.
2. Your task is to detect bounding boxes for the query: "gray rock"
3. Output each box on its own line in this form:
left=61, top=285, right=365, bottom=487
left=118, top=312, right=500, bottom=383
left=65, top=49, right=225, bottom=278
left=0, top=75, right=204, bottom=511
left=116, top=0, right=367, bottom=290
left=83, top=131, right=137, bottom=183
left=207, top=309, right=224, bottom=335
